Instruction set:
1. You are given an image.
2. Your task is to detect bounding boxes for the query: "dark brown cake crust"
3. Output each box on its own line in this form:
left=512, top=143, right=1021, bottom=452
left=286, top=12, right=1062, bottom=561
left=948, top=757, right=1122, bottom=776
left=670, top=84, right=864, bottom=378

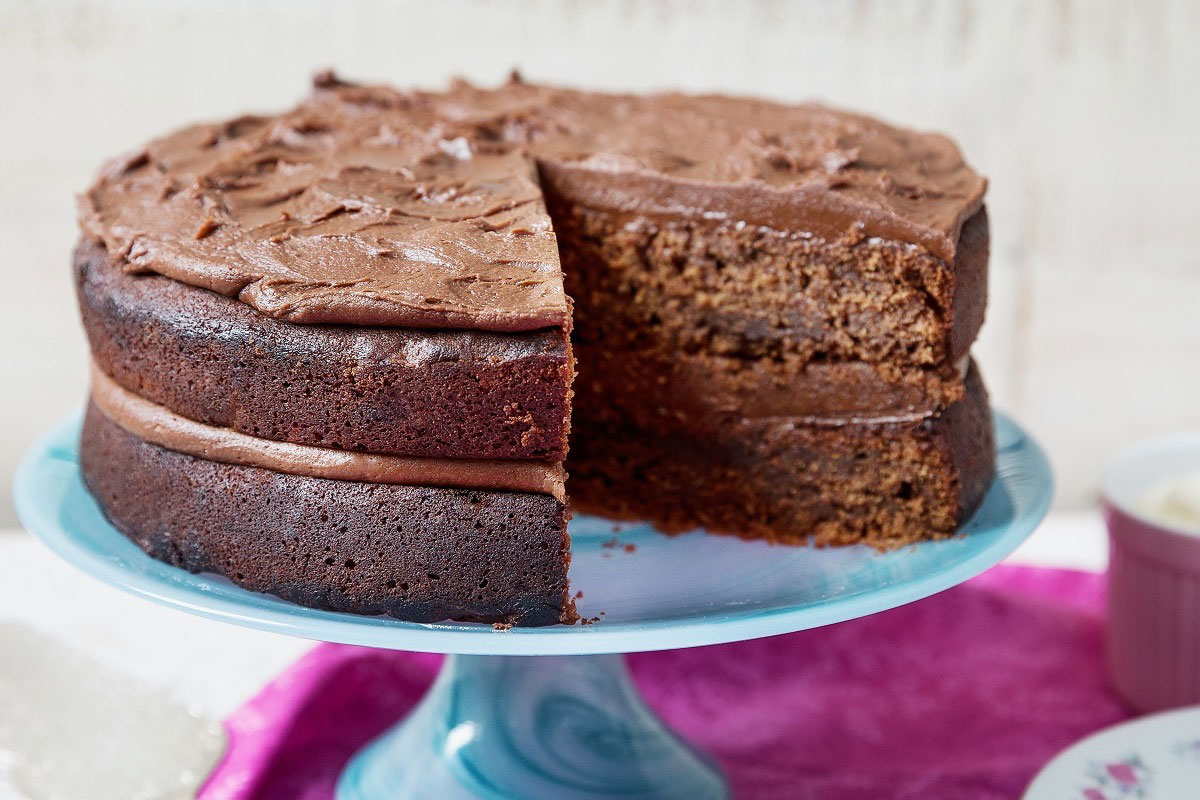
left=80, top=403, right=575, bottom=627
left=568, top=363, right=994, bottom=548
left=76, top=239, right=571, bottom=461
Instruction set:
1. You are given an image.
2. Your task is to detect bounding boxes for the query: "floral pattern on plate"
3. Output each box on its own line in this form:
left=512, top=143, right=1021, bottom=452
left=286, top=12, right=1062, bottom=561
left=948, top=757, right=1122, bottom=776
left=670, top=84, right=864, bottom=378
left=1025, top=706, right=1200, bottom=800
left=1079, top=755, right=1151, bottom=799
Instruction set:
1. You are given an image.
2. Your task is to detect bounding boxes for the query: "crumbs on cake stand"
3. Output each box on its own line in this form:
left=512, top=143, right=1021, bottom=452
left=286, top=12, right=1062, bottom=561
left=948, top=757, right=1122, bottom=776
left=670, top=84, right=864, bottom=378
left=601, top=537, right=637, bottom=554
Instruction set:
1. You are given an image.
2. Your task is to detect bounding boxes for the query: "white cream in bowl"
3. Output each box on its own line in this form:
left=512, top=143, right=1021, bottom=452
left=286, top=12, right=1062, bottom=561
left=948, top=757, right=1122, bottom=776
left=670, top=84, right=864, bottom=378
left=1136, top=471, right=1200, bottom=536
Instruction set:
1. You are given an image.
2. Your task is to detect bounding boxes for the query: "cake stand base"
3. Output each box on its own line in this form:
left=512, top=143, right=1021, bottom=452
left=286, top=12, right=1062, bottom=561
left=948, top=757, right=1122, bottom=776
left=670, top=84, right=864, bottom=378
left=336, top=653, right=727, bottom=800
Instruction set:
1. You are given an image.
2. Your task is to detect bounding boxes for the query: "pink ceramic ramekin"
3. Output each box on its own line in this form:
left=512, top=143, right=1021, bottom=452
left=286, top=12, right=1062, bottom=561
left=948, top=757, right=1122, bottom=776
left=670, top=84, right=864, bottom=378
left=1103, top=433, right=1200, bottom=713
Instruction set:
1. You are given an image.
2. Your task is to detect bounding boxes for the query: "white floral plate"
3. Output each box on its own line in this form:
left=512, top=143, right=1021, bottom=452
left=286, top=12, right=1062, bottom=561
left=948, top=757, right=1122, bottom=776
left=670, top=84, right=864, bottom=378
left=1023, top=705, right=1200, bottom=800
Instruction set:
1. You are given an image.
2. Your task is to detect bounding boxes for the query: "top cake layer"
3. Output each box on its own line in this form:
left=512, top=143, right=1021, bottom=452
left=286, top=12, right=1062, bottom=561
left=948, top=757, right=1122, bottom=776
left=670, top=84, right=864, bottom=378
left=79, top=72, right=986, bottom=332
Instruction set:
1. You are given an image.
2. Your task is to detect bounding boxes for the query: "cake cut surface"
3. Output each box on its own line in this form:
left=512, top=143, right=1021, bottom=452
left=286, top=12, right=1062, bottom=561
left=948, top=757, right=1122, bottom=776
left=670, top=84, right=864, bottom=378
left=75, top=74, right=995, bottom=626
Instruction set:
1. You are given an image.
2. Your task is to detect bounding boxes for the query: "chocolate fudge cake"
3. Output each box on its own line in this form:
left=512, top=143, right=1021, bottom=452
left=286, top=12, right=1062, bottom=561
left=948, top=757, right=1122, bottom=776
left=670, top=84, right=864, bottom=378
left=75, top=73, right=993, bottom=626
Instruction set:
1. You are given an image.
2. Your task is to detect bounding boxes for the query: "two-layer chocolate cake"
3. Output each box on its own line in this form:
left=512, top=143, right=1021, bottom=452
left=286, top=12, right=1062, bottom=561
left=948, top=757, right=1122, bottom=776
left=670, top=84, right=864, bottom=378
left=75, top=73, right=994, bottom=626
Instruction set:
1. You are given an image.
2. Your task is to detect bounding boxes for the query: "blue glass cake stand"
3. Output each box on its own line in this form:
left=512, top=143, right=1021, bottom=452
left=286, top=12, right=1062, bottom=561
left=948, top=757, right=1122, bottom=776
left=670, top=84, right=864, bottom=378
left=14, top=411, right=1051, bottom=799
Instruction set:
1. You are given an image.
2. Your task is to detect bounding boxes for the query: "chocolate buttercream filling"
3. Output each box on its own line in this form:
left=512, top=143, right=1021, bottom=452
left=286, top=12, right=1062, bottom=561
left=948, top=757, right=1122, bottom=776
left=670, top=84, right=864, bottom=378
left=89, top=364, right=566, bottom=501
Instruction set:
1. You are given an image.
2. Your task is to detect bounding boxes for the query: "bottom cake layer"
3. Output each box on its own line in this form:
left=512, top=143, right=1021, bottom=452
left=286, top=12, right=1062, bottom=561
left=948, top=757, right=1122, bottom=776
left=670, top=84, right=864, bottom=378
left=567, top=363, right=995, bottom=548
left=79, top=403, right=575, bottom=627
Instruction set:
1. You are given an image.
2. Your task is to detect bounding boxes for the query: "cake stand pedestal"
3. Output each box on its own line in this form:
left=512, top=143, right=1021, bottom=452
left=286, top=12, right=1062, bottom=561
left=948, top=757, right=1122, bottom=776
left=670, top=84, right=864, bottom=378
left=14, top=412, right=1051, bottom=800
left=338, top=653, right=724, bottom=798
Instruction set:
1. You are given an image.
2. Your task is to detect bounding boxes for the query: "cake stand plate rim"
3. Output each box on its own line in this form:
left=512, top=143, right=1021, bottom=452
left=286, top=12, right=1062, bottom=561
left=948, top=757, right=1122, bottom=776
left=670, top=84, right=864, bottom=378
left=13, top=410, right=1052, bottom=656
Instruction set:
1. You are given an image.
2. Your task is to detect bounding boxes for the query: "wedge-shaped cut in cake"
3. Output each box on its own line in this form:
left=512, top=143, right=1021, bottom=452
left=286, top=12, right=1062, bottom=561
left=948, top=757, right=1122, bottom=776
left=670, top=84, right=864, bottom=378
left=75, top=73, right=993, bottom=626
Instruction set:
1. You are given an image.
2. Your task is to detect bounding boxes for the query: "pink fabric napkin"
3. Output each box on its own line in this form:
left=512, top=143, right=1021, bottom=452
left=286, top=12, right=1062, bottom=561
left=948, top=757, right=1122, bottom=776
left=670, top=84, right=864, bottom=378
left=199, top=566, right=1130, bottom=800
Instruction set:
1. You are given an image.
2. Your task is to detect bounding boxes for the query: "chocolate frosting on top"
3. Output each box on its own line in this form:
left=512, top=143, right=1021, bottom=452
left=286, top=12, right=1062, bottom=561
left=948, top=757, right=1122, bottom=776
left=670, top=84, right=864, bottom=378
left=79, top=72, right=986, bottom=330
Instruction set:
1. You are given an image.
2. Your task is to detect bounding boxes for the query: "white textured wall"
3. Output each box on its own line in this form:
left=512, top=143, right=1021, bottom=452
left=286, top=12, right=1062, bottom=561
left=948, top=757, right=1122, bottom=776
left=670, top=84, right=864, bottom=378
left=1, top=0, right=1198, bottom=526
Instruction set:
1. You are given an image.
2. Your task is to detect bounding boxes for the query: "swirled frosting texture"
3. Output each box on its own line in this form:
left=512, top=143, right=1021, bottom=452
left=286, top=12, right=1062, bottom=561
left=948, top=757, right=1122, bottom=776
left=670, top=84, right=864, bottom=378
left=79, top=73, right=986, bottom=331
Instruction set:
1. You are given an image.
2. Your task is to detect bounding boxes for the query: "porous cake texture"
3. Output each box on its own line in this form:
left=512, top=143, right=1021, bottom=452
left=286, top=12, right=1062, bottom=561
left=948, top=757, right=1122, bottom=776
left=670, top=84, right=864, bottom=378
left=75, top=74, right=994, bottom=626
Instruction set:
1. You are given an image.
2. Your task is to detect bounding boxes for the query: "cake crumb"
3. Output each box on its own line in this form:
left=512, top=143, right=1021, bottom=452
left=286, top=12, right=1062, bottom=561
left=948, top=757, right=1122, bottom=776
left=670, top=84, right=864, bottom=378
left=623, top=543, right=636, bottom=553
left=574, top=590, right=584, bottom=599
left=193, top=218, right=222, bottom=240
left=601, top=537, right=620, bottom=549
left=492, top=621, right=513, bottom=631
